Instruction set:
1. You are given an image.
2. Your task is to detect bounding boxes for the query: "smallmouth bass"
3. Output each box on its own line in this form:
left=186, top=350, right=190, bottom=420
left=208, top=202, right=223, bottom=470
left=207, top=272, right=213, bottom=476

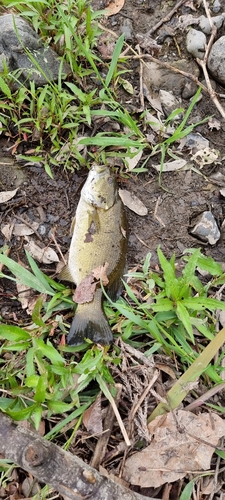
left=63, top=165, right=128, bottom=346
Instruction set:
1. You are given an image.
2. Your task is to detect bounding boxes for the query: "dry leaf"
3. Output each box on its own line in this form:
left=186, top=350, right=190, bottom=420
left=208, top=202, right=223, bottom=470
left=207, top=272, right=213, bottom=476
left=125, top=148, right=143, bottom=171
left=153, top=159, right=187, bottom=172
left=83, top=394, right=103, bottom=434
left=123, top=410, right=225, bottom=488
left=0, top=187, right=19, bottom=204
left=24, top=237, right=59, bottom=264
left=1, top=223, right=14, bottom=241
left=191, top=147, right=220, bottom=167
left=119, top=189, right=148, bottom=216
left=16, top=282, right=31, bottom=310
left=13, top=222, right=39, bottom=236
left=105, top=0, right=125, bottom=16
left=92, top=262, right=109, bottom=286
left=73, top=274, right=97, bottom=304
left=208, top=117, right=221, bottom=131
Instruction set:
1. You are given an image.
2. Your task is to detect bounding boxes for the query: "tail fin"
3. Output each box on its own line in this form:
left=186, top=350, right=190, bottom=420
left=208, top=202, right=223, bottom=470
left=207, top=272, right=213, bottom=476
left=67, top=303, right=113, bottom=346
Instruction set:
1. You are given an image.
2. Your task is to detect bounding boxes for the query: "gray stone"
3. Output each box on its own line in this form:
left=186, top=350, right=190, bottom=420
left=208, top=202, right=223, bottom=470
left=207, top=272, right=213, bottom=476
left=121, top=19, right=133, bottom=41
left=212, top=0, right=221, bottom=13
left=186, top=29, right=206, bottom=59
left=190, top=211, right=220, bottom=244
left=199, top=13, right=225, bottom=34
left=143, top=59, right=200, bottom=99
left=0, top=14, right=69, bottom=86
left=159, top=90, right=182, bottom=118
left=208, top=36, right=225, bottom=85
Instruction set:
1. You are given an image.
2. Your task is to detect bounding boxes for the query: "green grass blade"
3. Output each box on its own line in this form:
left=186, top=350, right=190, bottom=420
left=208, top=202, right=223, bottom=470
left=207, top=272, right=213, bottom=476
left=105, top=34, right=125, bottom=88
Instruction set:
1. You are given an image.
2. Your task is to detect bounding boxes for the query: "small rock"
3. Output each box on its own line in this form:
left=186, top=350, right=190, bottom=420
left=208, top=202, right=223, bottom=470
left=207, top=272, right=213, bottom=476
left=121, top=19, right=133, bottom=41
left=186, top=29, right=206, bottom=59
left=38, top=224, right=47, bottom=236
left=190, top=211, right=220, bottom=244
left=208, top=36, right=225, bottom=85
left=212, top=0, right=221, bottom=13
left=178, top=132, right=209, bottom=153
left=0, top=14, right=69, bottom=87
left=159, top=90, right=182, bottom=118
left=143, top=59, right=199, bottom=98
left=199, top=13, right=225, bottom=34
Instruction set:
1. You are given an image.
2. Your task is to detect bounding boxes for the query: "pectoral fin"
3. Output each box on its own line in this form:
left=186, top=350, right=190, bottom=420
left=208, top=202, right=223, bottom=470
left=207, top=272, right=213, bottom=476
left=59, top=265, right=74, bottom=283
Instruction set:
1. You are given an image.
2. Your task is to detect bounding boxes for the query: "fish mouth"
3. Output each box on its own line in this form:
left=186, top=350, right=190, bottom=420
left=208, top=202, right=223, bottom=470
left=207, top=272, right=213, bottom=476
left=94, top=165, right=108, bottom=174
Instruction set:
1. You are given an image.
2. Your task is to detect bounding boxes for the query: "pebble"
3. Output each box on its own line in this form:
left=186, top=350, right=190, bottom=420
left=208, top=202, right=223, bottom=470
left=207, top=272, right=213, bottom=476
left=38, top=224, right=47, bottom=236
left=199, top=13, right=225, bottom=34
left=186, top=29, right=206, bottom=59
left=143, top=59, right=199, bottom=99
left=0, top=14, right=69, bottom=87
left=208, top=36, right=225, bottom=85
left=190, top=211, right=220, bottom=244
left=212, top=0, right=221, bottom=13
left=159, top=90, right=182, bottom=118
left=121, top=19, right=133, bottom=41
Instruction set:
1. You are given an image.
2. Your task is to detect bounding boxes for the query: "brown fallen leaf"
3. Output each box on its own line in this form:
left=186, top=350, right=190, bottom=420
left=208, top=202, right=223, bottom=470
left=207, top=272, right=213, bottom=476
left=123, top=410, right=225, bottom=488
left=1, top=223, right=14, bottom=241
left=92, top=262, right=109, bottom=286
left=83, top=393, right=103, bottom=434
left=0, top=187, right=19, bottom=204
left=208, top=117, right=221, bottom=131
left=119, top=189, right=148, bottom=216
left=24, top=237, right=59, bottom=264
left=105, top=0, right=125, bottom=16
left=73, top=274, right=97, bottom=304
left=153, top=159, right=187, bottom=172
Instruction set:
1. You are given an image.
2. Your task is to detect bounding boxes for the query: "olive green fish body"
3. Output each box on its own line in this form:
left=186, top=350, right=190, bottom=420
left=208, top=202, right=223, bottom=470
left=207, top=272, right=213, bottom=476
left=67, top=165, right=127, bottom=346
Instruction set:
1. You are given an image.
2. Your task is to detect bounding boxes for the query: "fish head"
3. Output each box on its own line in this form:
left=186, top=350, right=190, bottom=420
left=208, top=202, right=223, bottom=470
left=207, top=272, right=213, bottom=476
left=82, top=164, right=117, bottom=210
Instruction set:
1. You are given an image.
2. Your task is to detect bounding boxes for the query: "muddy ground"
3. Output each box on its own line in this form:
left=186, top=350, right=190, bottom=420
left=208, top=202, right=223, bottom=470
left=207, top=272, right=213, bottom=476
left=1, top=0, right=225, bottom=499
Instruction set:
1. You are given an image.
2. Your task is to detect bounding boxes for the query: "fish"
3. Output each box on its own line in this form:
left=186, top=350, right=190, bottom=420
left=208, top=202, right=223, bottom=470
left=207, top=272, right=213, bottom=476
left=62, top=164, right=128, bottom=346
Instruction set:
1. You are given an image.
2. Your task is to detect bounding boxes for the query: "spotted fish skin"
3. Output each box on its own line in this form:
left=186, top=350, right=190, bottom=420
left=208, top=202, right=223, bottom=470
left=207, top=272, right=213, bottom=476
left=67, top=165, right=128, bottom=346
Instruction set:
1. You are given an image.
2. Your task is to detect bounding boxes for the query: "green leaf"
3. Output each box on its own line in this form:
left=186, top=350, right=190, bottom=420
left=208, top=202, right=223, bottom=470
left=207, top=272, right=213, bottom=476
left=150, top=298, right=174, bottom=312
left=105, top=34, right=125, bottom=87
left=0, top=254, right=54, bottom=295
left=179, top=479, right=196, bottom=500
left=45, top=404, right=91, bottom=439
left=176, top=301, right=194, bottom=342
left=34, top=373, right=48, bottom=403
left=32, top=405, right=43, bottom=430
left=183, top=297, right=225, bottom=311
left=182, top=248, right=200, bottom=285
left=32, top=295, right=46, bottom=327
left=47, top=400, right=74, bottom=413
left=0, top=324, right=30, bottom=342
left=65, top=82, right=86, bottom=103
left=26, top=374, right=39, bottom=388
left=34, top=339, right=65, bottom=366
left=157, top=247, right=179, bottom=299
left=6, top=404, right=38, bottom=421
left=25, top=250, right=55, bottom=294
left=0, top=77, right=12, bottom=98
left=215, top=449, right=225, bottom=459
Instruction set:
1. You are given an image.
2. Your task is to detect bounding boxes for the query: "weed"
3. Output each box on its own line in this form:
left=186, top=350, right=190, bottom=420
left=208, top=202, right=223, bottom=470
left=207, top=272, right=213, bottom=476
left=0, top=245, right=225, bottom=433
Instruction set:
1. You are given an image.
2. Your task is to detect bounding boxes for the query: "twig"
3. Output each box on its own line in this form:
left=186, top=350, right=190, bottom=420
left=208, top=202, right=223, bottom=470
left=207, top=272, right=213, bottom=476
left=148, top=0, right=188, bottom=35
left=137, top=44, right=144, bottom=110
left=0, top=412, right=155, bottom=500
left=51, top=231, right=67, bottom=265
left=196, top=0, right=225, bottom=119
left=128, top=370, right=159, bottom=426
left=154, top=197, right=165, bottom=227
left=91, top=384, right=123, bottom=469
left=13, top=213, right=42, bottom=241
